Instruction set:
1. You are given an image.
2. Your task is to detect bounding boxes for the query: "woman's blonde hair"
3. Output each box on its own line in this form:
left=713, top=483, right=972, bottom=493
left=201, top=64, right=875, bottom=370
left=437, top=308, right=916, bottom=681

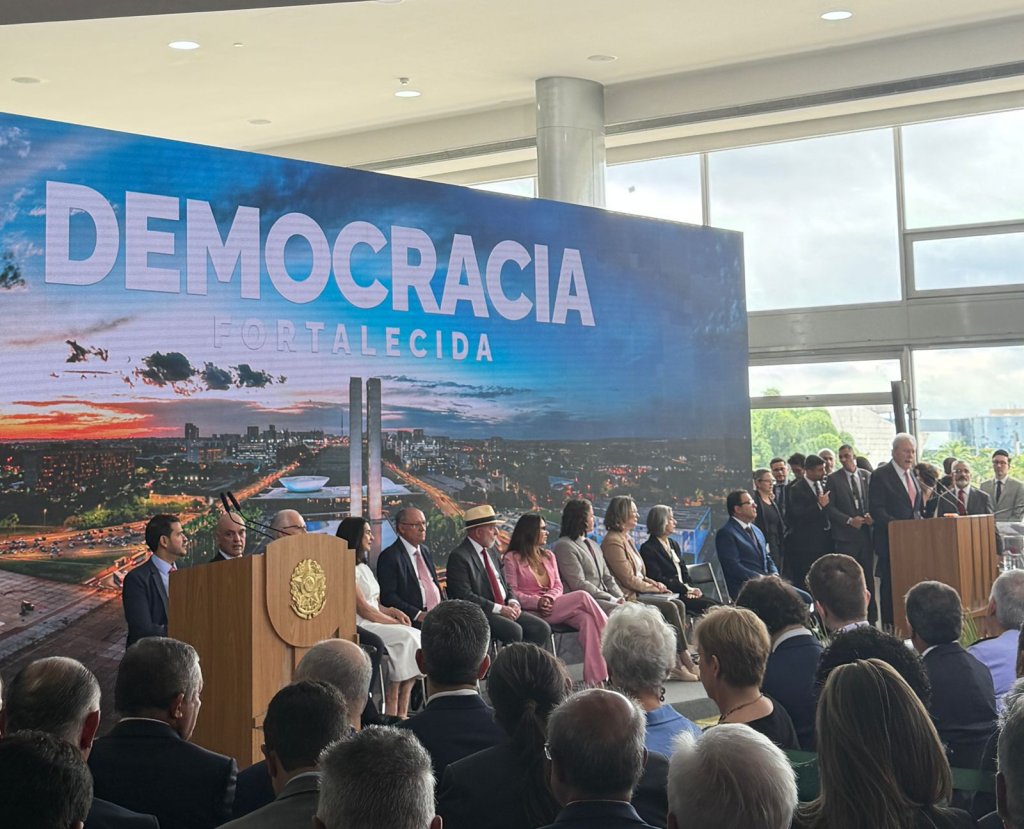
left=798, top=658, right=952, bottom=829
left=696, top=605, right=770, bottom=688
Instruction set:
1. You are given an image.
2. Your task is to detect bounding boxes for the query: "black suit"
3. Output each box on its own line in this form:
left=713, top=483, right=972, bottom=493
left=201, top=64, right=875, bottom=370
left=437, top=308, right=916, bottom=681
left=376, top=538, right=443, bottom=626
left=922, top=642, right=998, bottom=773
left=783, top=478, right=833, bottom=591
left=209, top=549, right=237, bottom=563
left=538, top=801, right=658, bottom=829
left=762, top=632, right=823, bottom=751
left=121, top=557, right=168, bottom=646
left=869, top=461, right=925, bottom=627
left=231, top=761, right=274, bottom=819
left=445, top=537, right=550, bottom=646
left=438, top=743, right=668, bottom=829
left=637, top=537, right=717, bottom=614
left=826, top=467, right=876, bottom=623
left=89, top=719, right=237, bottom=829
left=934, top=487, right=994, bottom=518
left=397, top=693, right=506, bottom=781
left=87, top=798, right=160, bottom=829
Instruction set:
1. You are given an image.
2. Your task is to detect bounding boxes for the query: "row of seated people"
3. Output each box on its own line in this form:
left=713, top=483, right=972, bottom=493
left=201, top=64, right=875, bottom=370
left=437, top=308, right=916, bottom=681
left=9, top=582, right=1024, bottom=829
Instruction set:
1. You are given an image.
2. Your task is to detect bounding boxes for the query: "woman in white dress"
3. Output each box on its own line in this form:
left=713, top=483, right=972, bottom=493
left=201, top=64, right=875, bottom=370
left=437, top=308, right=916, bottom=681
left=337, top=516, right=421, bottom=718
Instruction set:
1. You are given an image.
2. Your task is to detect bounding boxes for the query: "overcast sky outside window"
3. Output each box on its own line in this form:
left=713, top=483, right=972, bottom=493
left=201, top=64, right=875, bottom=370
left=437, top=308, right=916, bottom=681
left=605, top=155, right=703, bottom=225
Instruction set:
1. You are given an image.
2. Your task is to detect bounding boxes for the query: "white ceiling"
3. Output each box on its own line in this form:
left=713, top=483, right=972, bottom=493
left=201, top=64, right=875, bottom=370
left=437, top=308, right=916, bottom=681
left=2, top=0, right=1024, bottom=156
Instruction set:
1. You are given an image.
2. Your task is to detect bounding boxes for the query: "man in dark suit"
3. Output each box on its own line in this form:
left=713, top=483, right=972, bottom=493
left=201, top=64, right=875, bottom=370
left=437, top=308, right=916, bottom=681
left=906, top=580, right=997, bottom=772
left=89, top=637, right=237, bottom=829
left=1, top=656, right=159, bottom=829
left=445, top=504, right=550, bottom=646
left=122, top=513, right=188, bottom=646
left=826, top=443, right=876, bottom=623
left=0, top=731, right=93, bottom=829
left=716, top=490, right=786, bottom=602
left=783, top=453, right=833, bottom=592
left=540, top=689, right=659, bottom=829
left=377, top=506, right=444, bottom=627
left=210, top=510, right=247, bottom=562
left=869, top=433, right=931, bottom=627
left=934, top=459, right=995, bottom=518
left=398, top=600, right=505, bottom=780
left=770, top=456, right=790, bottom=521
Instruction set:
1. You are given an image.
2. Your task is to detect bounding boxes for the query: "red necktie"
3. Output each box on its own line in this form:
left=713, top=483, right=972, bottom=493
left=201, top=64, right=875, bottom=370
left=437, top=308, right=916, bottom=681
left=957, top=489, right=966, bottom=516
left=481, top=549, right=504, bottom=603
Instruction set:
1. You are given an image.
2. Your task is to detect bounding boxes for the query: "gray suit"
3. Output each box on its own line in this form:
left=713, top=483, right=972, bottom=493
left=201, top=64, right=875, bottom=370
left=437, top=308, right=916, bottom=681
left=552, top=535, right=624, bottom=613
left=981, top=476, right=1024, bottom=521
left=935, top=487, right=994, bottom=517
left=219, top=772, right=319, bottom=829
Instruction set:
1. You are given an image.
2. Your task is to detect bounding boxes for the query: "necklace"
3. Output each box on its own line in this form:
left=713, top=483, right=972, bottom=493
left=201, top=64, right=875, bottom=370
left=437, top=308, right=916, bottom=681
left=718, top=693, right=764, bottom=723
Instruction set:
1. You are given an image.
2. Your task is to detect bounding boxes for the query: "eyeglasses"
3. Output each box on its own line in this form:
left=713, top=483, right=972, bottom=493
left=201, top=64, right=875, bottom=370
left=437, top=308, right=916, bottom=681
left=279, top=525, right=307, bottom=533
left=400, top=522, right=427, bottom=529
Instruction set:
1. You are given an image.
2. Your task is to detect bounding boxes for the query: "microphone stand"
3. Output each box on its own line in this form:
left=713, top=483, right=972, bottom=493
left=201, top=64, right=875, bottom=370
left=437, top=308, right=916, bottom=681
left=219, top=491, right=277, bottom=542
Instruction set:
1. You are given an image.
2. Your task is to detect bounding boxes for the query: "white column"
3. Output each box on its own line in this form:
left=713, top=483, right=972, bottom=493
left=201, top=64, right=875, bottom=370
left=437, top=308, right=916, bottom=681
left=535, top=76, right=606, bottom=207
left=348, top=377, right=363, bottom=517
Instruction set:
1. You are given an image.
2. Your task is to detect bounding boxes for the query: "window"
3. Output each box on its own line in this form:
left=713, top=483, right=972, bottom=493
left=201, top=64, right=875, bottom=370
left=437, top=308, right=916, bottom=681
left=750, top=359, right=900, bottom=398
left=470, top=177, right=536, bottom=198
left=911, top=230, right=1024, bottom=292
left=605, top=155, right=702, bottom=224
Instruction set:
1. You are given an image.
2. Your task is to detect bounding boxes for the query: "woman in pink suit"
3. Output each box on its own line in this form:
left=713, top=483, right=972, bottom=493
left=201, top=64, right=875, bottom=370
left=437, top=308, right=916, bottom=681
left=503, top=513, right=609, bottom=685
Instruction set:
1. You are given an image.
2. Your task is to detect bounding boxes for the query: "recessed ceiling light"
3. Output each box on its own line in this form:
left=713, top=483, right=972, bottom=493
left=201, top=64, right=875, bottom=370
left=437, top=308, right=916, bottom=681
left=11, top=76, right=41, bottom=84
left=395, top=77, right=421, bottom=98
left=375, top=0, right=404, bottom=4
left=169, top=40, right=200, bottom=50
left=587, top=54, right=618, bottom=63
left=233, top=42, right=245, bottom=48
left=820, top=10, right=853, bottom=20
left=248, top=118, right=272, bottom=125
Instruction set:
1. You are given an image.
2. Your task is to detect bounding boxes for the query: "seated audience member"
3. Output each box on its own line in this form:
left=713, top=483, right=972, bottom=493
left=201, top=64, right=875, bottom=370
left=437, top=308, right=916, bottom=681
left=906, top=580, right=998, bottom=773
left=753, top=468, right=787, bottom=575
left=2, top=656, right=158, bottom=828
left=735, top=576, right=823, bottom=750
left=552, top=498, right=626, bottom=614
left=337, top=516, right=421, bottom=718
left=540, top=689, right=658, bottom=829
left=668, top=725, right=798, bottom=829
left=806, top=553, right=870, bottom=634
left=446, top=504, right=551, bottom=647
left=221, top=681, right=348, bottom=829
left=639, top=504, right=718, bottom=615
left=88, top=637, right=237, bottom=829
left=715, top=490, right=791, bottom=603
left=437, top=643, right=569, bottom=829
left=398, top=600, right=506, bottom=780
left=122, top=513, right=188, bottom=645
left=998, top=699, right=1024, bottom=829
left=697, top=605, right=799, bottom=750
left=816, top=624, right=932, bottom=705
left=601, top=602, right=701, bottom=756
left=233, top=638, right=372, bottom=819
left=504, top=513, right=610, bottom=685
left=376, top=506, right=444, bottom=628
left=602, top=495, right=698, bottom=681
left=0, top=730, right=92, bottom=829
left=315, top=727, right=439, bottom=829
left=795, top=658, right=975, bottom=829
left=972, top=570, right=1024, bottom=704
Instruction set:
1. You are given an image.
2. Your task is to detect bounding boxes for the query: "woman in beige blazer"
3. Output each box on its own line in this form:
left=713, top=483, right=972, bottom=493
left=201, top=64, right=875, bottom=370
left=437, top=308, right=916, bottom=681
left=601, top=495, right=698, bottom=681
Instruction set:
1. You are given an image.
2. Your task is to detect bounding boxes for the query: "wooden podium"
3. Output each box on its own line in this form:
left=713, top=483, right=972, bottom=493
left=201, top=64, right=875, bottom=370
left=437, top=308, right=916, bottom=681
left=889, top=515, right=999, bottom=637
left=168, top=534, right=356, bottom=765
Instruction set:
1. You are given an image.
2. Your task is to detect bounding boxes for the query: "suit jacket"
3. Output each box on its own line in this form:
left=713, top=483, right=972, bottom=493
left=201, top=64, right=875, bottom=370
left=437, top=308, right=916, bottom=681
left=934, top=487, right=994, bottom=518
left=445, top=537, right=517, bottom=609
left=209, top=549, right=237, bottom=563
left=397, top=693, right=506, bottom=781
left=538, top=801, right=658, bottom=829
left=231, top=761, right=274, bottom=819
left=714, top=518, right=777, bottom=601
left=552, top=536, right=624, bottom=604
left=825, top=467, right=873, bottom=550
left=981, top=476, right=1024, bottom=521
left=89, top=719, right=237, bottom=829
left=869, top=461, right=925, bottom=562
left=923, top=642, right=998, bottom=772
left=762, top=631, right=823, bottom=751
left=87, top=798, right=160, bottom=829
left=773, top=481, right=790, bottom=521
left=638, top=537, right=693, bottom=595
left=438, top=743, right=668, bottom=829
left=754, top=494, right=786, bottom=564
left=376, top=538, right=443, bottom=623
left=121, top=557, right=168, bottom=646
left=784, top=478, right=832, bottom=556
left=219, top=772, right=319, bottom=829
left=601, top=531, right=661, bottom=601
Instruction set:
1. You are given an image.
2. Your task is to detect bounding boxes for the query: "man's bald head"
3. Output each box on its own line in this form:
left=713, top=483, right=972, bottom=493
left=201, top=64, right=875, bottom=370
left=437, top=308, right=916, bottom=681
left=271, top=509, right=307, bottom=537
left=294, top=639, right=371, bottom=730
left=214, top=511, right=246, bottom=557
left=546, top=689, right=647, bottom=803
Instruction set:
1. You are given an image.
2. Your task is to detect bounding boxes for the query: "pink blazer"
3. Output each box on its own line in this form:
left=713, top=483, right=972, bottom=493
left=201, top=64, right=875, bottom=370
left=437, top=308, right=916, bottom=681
left=502, top=550, right=563, bottom=610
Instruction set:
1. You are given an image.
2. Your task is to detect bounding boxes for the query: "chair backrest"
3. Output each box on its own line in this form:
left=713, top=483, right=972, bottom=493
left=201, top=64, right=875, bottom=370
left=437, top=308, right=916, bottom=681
left=687, top=562, right=725, bottom=604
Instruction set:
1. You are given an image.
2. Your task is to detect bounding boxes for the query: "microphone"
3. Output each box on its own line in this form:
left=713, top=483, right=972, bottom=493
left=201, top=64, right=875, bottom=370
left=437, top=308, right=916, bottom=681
left=219, top=491, right=277, bottom=541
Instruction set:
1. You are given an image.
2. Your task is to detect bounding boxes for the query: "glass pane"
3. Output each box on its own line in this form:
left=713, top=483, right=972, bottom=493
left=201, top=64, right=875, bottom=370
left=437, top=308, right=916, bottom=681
left=750, top=405, right=896, bottom=469
left=750, top=360, right=900, bottom=398
left=913, top=232, right=1024, bottom=291
left=914, top=345, right=1024, bottom=479
left=605, top=155, right=702, bottom=224
left=709, top=130, right=900, bottom=311
left=470, top=177, right=536, bottom=197
left=903, top=109, right=1024, bottom=229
